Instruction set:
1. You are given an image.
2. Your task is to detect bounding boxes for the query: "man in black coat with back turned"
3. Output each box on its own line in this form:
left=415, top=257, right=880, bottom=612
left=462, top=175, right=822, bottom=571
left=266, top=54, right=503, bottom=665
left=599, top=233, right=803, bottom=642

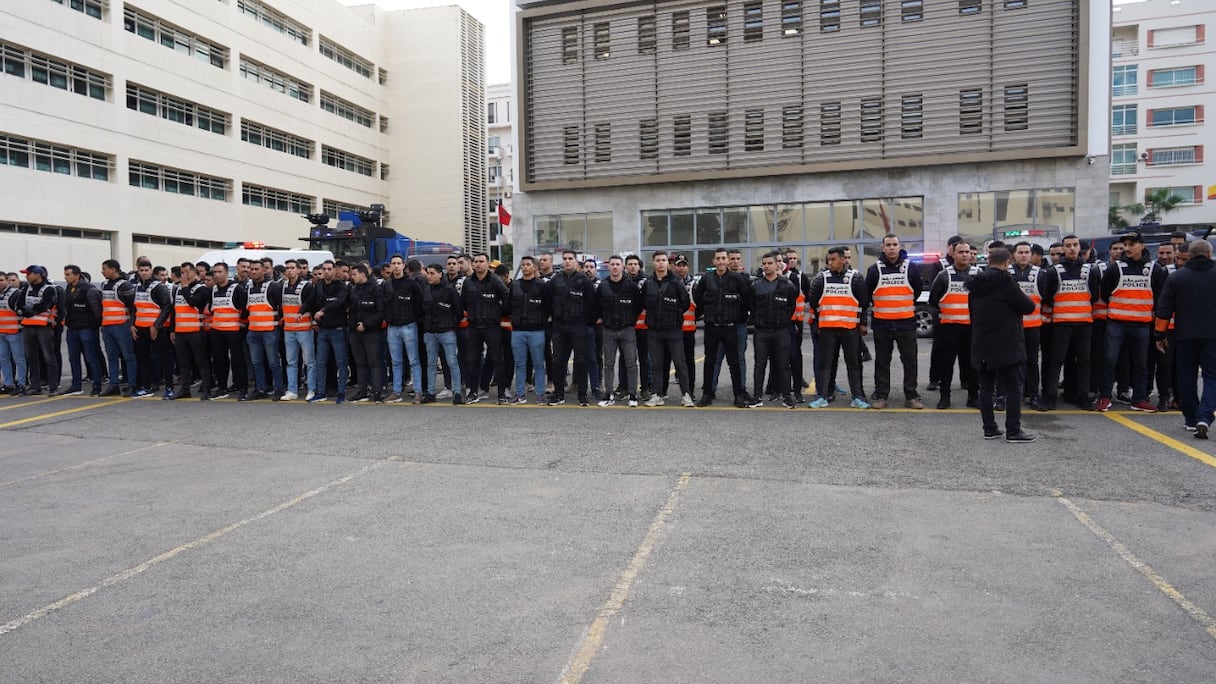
left=967, top=247, right=1037, bottom=443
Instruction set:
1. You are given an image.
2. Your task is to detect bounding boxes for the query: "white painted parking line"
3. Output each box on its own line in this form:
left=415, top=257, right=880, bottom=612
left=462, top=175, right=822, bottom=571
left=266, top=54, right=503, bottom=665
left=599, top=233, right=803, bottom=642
left=0, top=441, right=177, bottom=489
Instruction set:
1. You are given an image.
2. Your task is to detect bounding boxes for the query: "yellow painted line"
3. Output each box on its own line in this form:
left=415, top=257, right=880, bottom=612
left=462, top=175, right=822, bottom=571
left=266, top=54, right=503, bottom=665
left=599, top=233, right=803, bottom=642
left=0, top=455, right=401, bottom=637
left=0, top=396, right=67, bottom=412
left=1104, top=413, right=1216, bottom=470
left=1052, top=491, right=1216, bottom=641
left=558, top=472, right=692, bottom=684
left=0, top=398, right=128, bottom=430
left=0, top=440, right=177, bottom=489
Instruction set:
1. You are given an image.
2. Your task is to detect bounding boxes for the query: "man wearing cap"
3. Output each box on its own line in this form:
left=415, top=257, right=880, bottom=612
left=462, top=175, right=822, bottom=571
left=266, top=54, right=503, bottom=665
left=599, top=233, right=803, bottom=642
left=1096, top=231, right=1168, bottom=412
left=0, top=273, right=28, bottom=395
left=17, top=265, right=61, bottom=394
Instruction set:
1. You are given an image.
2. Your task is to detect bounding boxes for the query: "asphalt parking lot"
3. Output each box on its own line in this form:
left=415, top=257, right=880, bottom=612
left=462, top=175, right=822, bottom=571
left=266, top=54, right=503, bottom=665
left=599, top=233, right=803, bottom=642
left=2, top=341, right=1216, bottom=682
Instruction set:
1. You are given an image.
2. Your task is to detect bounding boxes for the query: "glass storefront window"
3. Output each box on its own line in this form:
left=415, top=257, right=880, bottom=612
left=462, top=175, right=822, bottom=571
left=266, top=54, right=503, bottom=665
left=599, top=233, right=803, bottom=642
left=723, top=208, right=747, bottom=242
left=890, top=197, right=923, bottom=239
left=749, top=205, right=774, bottom=243
left=830, top=201, right=857, bottom=240
left=859, top=199, right=889, bottom=241
left=559, top=213, right=587, bottom=251
left=1035, top=188, right=1074, bottom=235
left=533, top=212, right=615, bottom=256
left=805, top=202, right=831, bottom=243
left=670, top=210, right=694, bottom=245
left=586, top=212, right=613, bottom=252
left=775, top=204, right=804, bottom=243
left=696, top=209, right=723, bottom=244
left=958, top=188, right=1075, bottom=247
left=642, top=210, right=668, bottom=246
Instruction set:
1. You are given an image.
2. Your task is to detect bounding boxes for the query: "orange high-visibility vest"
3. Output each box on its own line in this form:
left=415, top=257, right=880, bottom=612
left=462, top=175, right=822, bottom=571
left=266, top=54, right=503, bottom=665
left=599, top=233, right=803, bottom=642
left=133, top=281, right=167, bottom=328
left=938, top=266, right=974, bottom=325
left=682, top=301, right=696, bottom=332
left=1051, top=263, right=1094, bottom=324
left=172, top=284, right=203, bottom=334
left=101, top=281, right=130, bottom=327
left=19, top=283, right=57, bottom=327
left=1107, top=261, right=1155, bottom=323
left=1011, top=265, right=1043, bottom=329
left=246, top=281, right=278, bottom=332
left=500, top=315, right=512, bottom=331
left=281, top=281, right=311, bottom=332
left=816, top=271, right=862, bottom=330
left=871, top=261, right=916, bottom=320
left=0, top=290, right=19, bottom=334
left=210, top=282, right=242, bottom=332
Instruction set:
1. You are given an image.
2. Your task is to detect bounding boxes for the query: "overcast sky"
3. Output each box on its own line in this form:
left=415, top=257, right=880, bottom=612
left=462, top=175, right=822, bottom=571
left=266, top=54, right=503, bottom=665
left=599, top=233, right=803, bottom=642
left=343, top=0, right=512, bottom=85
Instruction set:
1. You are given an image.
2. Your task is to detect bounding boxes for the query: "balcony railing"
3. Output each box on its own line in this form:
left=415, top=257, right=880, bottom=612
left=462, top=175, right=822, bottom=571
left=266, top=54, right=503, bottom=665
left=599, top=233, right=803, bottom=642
left=1148, top=149, right=1197, bottom=166
left=1110, top=163, right=1138, bottom=176
left=1113, top=84, right=1138, bottom=96
left=1111, top=124, right=1138, bottom=136
left=1112, top=39, right=1139, bottom=58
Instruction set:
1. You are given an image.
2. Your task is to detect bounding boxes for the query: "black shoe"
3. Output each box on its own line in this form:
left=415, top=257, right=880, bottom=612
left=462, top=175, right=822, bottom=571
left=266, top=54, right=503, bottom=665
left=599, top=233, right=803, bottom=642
left=734, top=397, right=749, bottom=409
left=453, top=392, right=464, bottom=405
left=1030, top=398, right=1050, bottom=412
left=62, top=387, right=83, bottom=396
left=420, top=393, right=436, bottom=404
left=90, top=387, right=102, bottom=397
left=937, top=396, right=951, bottom=410
left=965, top=396, right=979, bottom=409
left=545, top=394, right=565, bottom=406
left=1196, top=423, right=1209, bottom=440
left=579, top=397, right=589, bottom=407
left=792, top=392, right=805, bottom=404
left=993, top=397, right=1006, bottom=412
left=781, top=395, right=797, bottom=409
left=199, top=394, right=213, bottom=401
left=695, top=394, right=714, bottom=407
left=746, top=395, right=763, bottom=408
left=1005, top=431, right=1037, bottom=443
left=926, top=380, right=940, bottom=392
left=27, top=387, right=42, bottom=396
left=984, top=427, right=1004, bottom=440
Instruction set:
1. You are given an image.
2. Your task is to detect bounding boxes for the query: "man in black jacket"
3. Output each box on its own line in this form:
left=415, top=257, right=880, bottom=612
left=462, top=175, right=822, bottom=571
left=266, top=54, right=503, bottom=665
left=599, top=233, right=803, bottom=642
left=421, top=263, right=465, bottom=405
left=547, top=250, right=595, bottom=406
left=460, top=253, right=510, bottom=404
left=750, top=252, right=800, bottom=409
left=509, top=256, right=551, bottom=404
left=383, top=254, right=424, bottom=403
left=595, top=255, right=642, bottom=407
left=347, top=263, right=386, bottom=403
left=642, top=251, right=694, bottom=407
left=308, top=260, right=350, bottom=404
left=967, top=247, right=1037, bottom=442
left=694, top=248, right=752, bottom=408
left=18, top=265, right=62, bottom=395
left=61, top=264, right=103, bottom=396
left=1155, top=240, right=1216, bottom=438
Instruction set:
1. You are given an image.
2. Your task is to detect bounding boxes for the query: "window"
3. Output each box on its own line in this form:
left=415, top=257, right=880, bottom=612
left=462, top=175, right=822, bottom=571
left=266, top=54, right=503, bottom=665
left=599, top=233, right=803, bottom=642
left=126, top=84, right=229, bottom=135
left=820, top=0, right=840, bottom=32
left=378, top=68, right=387, bottom=85
left=488, top=135, right=501, bottom=152
left=379, top=116, right=388, bottom=133
left=672, top=11, right=690, bottom=50
left=861, top=0, right=882, bottom=27
left=237, top=0, right=311, bottom=46
left=707, top=6, right=727, bottom=46
left=744, top=2, right=764, bottom=42
left=674, top=115, right=692, bottom=156
left=1112, top=104, right=1137, bottom=135
left=2, top=41, right=110, bottom=100
left=1150, top=66, right=1199, bottom=88
left=1005, top=0, right=1026, bottom=7
left=320, top=91, right=374, bottom=128
left=2, top=133, right=111, bottom=181
left=959, top=0, right=981, bottom=15
left=321, top=146, right=375, bottom=176
left=861, top=98, right=883, bottom=142
left=960, top=88, right=983, bottom=134
left=51, top=0, right=105, bottom=19
left=488, top=163, right=502, bottom=182
left=820, top=102, right=841, bottom=145
left=1150, top=26, right=1200, bottom=48
left=1150, top=106, right=1198, bottom=127
left=129, top=161, right=229, bottom=200
left=640, top=118, right=659, bottom=159
left=782, top=1, right=802, bottom=35
left=488, top=101, right=498, bottom=124
left=1149, top=147, right=1199, bottom=167
left=1113, top=65, right=1137, bottom=96
left=592, top=22, right=610, bottom=59
left=593, top=123, right=611, bottom=162
left=323, top=199, right=371, bottom=217
left=1147, top=187, right=1199, bottom=205
left=901, top=95, right=923, bottom=139
left=638, top=16, right=657, bottom=54
left=1110, top=143, right=1137, bottom=176
left=1003, top=84, right=1028, bottom=131
left=709, top=111, right=729, bottom=154
left=242, top=183, right=313, bottom=213
left=123, top=7, right=227, bottom=68
left=239, top=57, right=311, bottom=103
left=562, top=27, right=578, bottom=64
left=902, top=0, right=923, bottom=21
left=319, top=37, right=373, bottom=78
left=563, top=126, right=579, bottom=165
left=782, top=106, right=803, bottom=148
left=241, top=119, right=313, bottom=158
left=745, top=109, right=765, bottom=151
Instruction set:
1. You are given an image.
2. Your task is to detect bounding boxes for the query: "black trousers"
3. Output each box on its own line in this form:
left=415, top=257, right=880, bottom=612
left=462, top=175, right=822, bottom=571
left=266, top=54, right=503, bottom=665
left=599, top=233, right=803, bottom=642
left=23, top=326, right=59, bottom=390
left=650, top=328, right=690, bottom=397
left=1045, top=324, right=1090, bottom=404
left=816, top=327, right=863, bottom=400
left=349, top=328, right=385, bottom=397
left=551, top=321, right=589, bottom=401
left=789, top=321, right=806, bottom=390
left=702, top=324, right=744, bottom=399
left=465, top=325, right=504, bottom=398
left=659, top=329, right=696, bottom=395
left=753, top=328, right=790, bottom=399
left=1089, top=318, right=1107, bottom=395
left=979, top=363, right=1024, bottom=434
left=873, top=328, right=920, bottom=400
left=174, top=332, right=211, bottom=396
left=636, top=328, right=651, bottom=392
left=932, top=324, right=975, bottom=398
left=1038, top=323, right=1054, bottom=398
left=134, top=327, right=174, bottom=390
left=210, top=329, right=247, bottom=391
left=1020, top=327, right=1041, bottom=400
left=1149, top=332, right=1175, bottom=404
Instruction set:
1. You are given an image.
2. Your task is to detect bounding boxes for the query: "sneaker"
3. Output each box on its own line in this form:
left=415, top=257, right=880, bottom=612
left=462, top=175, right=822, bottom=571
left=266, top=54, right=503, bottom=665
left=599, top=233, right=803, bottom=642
left=452, top=392, right=464, bottom=405
left=926, top=380, right=940, bottom=392
left=161, top=389, right=176, bottom=401
left=781, top=395, right=797, bottom=409
left=419, top=393, right=436, bottom=404
left=100, top=386, right=121, bottom=397
left=545, top=394, right=565, bottom=406
left=1032, top=398, right=1053, bottom=412
left=850, top=397, right=872, bottom=410
left=936, top=396, right=951, bottom=410
left=869, top=398, right=887, bottom=410
left=1184, top=423, right=1197, bottom=432
left=90, top=387, right=102, bottom=397
left=307, top=393, right=328, bottom=403
left=695, top=394, right=714, bottom=408
left=280, top=391, right=298, bottom=402
left=1005, top=431, right=1037, bottom=443
left=353, top=394, right=372, bottom=403
left=304, top=390, right=315, bottom=402
left=808, top=397, right=829, bottom=409
left=834, top=384, right=848, bottom=397
left=335, top=394, right=346, bottom=405
left=640, top=389, right=652, bottom=401
left=1115, top=391, right=1133, bottom=404
left=734, top=397, right=749, bottom=409
left=1130, top=400, right=1157, bottom=413
left=436, top=388, right=453, bottom=400
left=984, top=427, right=1005, bottom=440
left=383, top=392, right=402, bottom=403
left=627, top=396, right=639, bottom=407
left=905, top=398, right=924, bottom=410
left=644, top=394, right=665, bottom=407
left=579, top=398, right=589, bottom=407
left=63, top=387, right=83, bottom=396
left=766, top=393, right=779, bottom=402
left=993, top=397, right=1006, bottom=412
left=792, top=392, right=805, bottom=404
left=132, top=388, right=152, bottom=398
left=1095, top=397, right=1112, bottom=412
left=1196, top=423, right=1209, bottom=440
left=497, top=397, right=509, bottom=405
left=681, top=393, right=695, bottom=407
left=598, top=396, right=617, bottom=407
left=965, top=396, right=979, bottom=409
left=27, top=387, right=43, bottom=396
left=465, top=393, right=481, bottom=405
left=512, top=394, right=527, bottom=405
left=748, top=395, right=765, bottom=408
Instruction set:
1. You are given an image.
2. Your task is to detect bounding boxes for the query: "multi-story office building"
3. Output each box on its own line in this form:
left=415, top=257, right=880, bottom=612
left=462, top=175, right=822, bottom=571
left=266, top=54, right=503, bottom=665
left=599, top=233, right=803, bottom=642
left=486, top=81, right=516, bottom=261
left=512, top=0, right=1111, bottom=273
left=0, top=0, right=484, bottom=272
left=1109, top=0, right=1214, bottom=226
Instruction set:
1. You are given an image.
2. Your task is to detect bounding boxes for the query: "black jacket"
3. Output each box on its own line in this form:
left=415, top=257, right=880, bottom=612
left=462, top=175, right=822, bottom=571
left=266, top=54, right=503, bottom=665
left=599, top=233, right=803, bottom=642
left=693, top=270, right=751, bottom=326
left=549, top=269, right=595, bottom=324
left=460, top=272, right=509, bottom=328
left=383, top=275, right=423, bottom=326
left=966, top=267, right=1035, bottom=370
left=750, top=275, right=798, bottom=329
left=63, top=280, right=102, bottom=329
left=596, top=276, right=643, bottom=330
left=347, top=280, right=385, bottom=331
left=641, top=272, right=690, bottom=331
left=509, top=277, right=550, bottom=331
left=1156, top=254, right=1216, bottom=341
left=423, top=281, right=462, bottom=333
left=311, top=279, right=349, bottom=329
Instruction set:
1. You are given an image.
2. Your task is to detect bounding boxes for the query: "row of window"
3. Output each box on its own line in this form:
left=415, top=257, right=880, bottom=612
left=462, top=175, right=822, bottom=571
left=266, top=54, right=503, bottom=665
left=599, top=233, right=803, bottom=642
left=323, top=199, right=371, bottom=217
left=561, top=0, right=1029, bottom=63
left=319, top=91, right=374, bottom=128
left=562, top=86, right=1028, bottom=163
left=237, top=0, right=310, bottom=46
left=129, top=161, right=230, bottom=201
left=127, top=83, right=229, bottom=135
left=242, top=183, right=313, bottom=213
left=319, top=37, right=372, bottom=79
left=321, top=145, right=375, bottom=177
left=0, top=134, right=112, bottom=181
left=1111, top=104, right=1203, bottom=136
left=1112, top=64, right=1204, bottom=96
left=124, top=6, right=227, bottom=69
left=241, top=120, right=313, bottom=159
left=51, top=0, right=104, bottom=20
left=238, top=56, right=313, bottom=103
left=1, top=42, right=109, bottom=101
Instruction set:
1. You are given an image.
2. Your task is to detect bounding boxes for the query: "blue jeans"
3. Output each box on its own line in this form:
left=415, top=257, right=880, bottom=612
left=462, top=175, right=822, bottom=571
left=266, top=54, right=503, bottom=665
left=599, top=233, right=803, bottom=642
left=1175, top=338, right=1216, bottom=428
left=67, top=327, right=104, bottom=391
left=283, top=329, right=315, bottom=395
left=425, top=330, right=461, bottom=395
left=1103, top=321, right=1149, bottom=401
left=387, top=323, right=422, bottom=394
left=315, top=327, right=349, bottom=399
left=0, top=331, right=26, bottom=388
left=512, top=329, right=546, bottom=398
left=101, top=324, right=137, bottom=388
left=246, top=329, right=285, bottom=393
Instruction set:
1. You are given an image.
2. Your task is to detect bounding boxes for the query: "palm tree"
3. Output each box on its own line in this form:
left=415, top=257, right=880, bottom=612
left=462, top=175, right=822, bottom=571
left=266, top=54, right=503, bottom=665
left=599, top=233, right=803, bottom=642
left=1109, top=202, right=1144, bottom=231
left=1140, top=189, right=1185, bottom=224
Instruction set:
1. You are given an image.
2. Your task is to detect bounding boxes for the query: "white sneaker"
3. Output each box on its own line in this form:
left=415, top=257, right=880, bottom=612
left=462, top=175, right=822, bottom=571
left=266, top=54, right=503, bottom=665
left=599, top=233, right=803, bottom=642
left=280, top=391, right=298, bottom=402
left=627, top=398, right=639, bottom=407
left=436, top=388, right=453, bottom=399
left=304, top=390, right=315, bottom=401
left=597, top=396, right=616, bottom=407
left=681, top=393, right=695, bottom=407
left=644, top=394, right=665, bottom=407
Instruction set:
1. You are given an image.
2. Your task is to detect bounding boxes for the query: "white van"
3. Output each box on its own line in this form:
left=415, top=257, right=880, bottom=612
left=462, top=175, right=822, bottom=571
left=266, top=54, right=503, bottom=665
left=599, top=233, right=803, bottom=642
left=195, top=248, right=334, bottom=268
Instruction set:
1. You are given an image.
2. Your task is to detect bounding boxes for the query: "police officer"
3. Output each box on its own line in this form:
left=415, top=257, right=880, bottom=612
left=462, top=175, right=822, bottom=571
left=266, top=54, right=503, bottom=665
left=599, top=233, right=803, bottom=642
left=1037, top=234, right=1101, bottom=410
left=641, top=251, right=694, bottom=407
left=208, top=262, right=249, bottom=401
left=1009, top=242, right=1044, bottom=409
left=243, top=260, right=284, bottom=401
left=60, top=265, right=103, bottom=396
left=420, top=262, right=464, bottom=405
left=595, top=255, right=643, bottom=407
left=461, top=253, right=510, bottom=404
left=750, top=251, right=799, bottom=409
left=308, top=260, right=349, bottom=404
left=1096, top=231, right=1168, bottom=412
left=929, top=243, right=980, bottom=409
left=346, top=263, right=386, bottom=404
left=508, top=256, right=550, bottom=404
left=693, top=248, right=752, bottom=408
left=0, top=275, right=26, bottom=395
left=169, top=263, right=212, bottom=401
left=807, top=247, right=871, bottom=409
left=98, top=260, right=138, bottom=397
left=547, top=250, right=596, bottom=406
left=132, top=259, right=172, bottom=397
left=18, top=265, right=62, bottom=395
left=866, top=233, right=924, bottom=409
